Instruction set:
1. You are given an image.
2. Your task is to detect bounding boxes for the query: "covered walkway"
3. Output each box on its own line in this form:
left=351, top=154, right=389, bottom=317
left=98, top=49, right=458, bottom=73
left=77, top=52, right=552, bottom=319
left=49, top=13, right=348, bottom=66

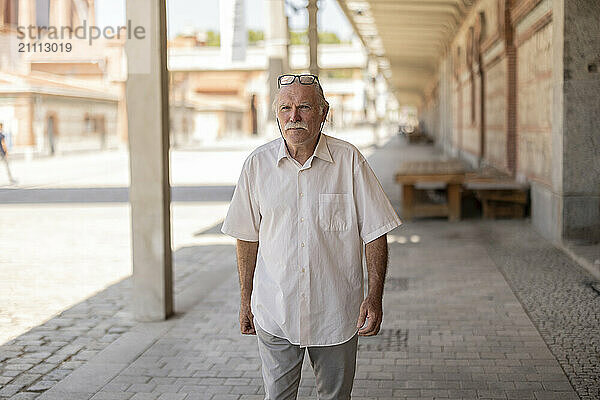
left=1, top=136, right=597, bottom=400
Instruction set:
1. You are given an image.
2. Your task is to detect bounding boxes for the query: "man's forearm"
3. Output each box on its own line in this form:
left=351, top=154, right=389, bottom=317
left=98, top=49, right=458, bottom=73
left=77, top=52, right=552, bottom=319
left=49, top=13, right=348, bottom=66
left=236, top=239, right=259, bottom=305
left=364, top=234, right=388, bottom=299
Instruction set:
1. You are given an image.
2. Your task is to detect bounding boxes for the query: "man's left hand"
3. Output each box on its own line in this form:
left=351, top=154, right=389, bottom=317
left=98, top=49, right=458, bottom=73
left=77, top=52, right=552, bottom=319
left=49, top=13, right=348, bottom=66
left=356, top=295, right=383, bottom=336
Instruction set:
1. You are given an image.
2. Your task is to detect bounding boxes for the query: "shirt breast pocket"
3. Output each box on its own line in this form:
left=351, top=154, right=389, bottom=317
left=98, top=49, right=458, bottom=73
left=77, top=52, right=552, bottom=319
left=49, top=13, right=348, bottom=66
left=319, top=193, right=351, bottom=231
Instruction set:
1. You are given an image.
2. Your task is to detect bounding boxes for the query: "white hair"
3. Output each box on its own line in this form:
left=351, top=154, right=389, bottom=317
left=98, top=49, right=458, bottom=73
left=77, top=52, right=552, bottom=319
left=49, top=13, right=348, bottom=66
left=272, top=80, right=329, bottom=117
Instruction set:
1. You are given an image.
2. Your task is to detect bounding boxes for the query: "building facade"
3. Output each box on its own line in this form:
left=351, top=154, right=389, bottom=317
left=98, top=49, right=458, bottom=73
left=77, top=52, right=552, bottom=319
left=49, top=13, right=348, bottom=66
left=418, top=0, right=600, bottom=244
left=0, top=0, right=127, bottom=155
left=167, top=39, right=387, bottom=144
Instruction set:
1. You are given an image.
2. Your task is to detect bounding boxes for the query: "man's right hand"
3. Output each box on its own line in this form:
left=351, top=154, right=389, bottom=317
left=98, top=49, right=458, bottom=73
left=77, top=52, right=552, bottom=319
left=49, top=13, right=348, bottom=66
left=239, top=303, right=256, bottom=335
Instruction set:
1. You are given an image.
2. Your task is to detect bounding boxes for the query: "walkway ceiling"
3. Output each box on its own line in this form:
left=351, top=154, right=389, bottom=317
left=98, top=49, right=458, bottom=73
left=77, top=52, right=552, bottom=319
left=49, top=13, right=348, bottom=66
left=337, top=0, right=476, bottom=107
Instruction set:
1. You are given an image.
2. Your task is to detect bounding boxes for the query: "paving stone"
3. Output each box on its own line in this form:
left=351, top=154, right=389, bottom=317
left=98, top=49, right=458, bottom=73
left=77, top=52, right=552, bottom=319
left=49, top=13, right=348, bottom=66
left=181, top=395, right=212, bottom=400
left=153, top=385, right=184, bottom=394
left=3, top=212, right=595, bottom=399
left=27, top=381, right=57, bottom=392
left=113, top=376, right=151, bottom=385
left=7, top=393, right=39, bottom=400
left=129, top=395, right=158, bottom=400
left=228, top=386, right=260, bottom=395
left=541, top=381, right=575, bottom=391
left=43, top=369, right=71, bottom=381
left=4, top=364, right=33, bottom=372
left=9, top=374, right=41, bottom=388
left=0, top=385, right=23, bottom=397
left=155, top=395, right=186, bottom=400
left=533, top=391, right=580, bottom=400
left=27, top=364, right=56, bottom=375
left=476, top=389, right=507, bottom=398
left=505, top=389, right=536, bottom=399
left=89, top=393, right=134, bottom=400
left=210, top=396, right=240, bottom=400
left=101, top=383, right=131, bottom=392
left=1, top=370, right=22, bottom=378
left=0, top=376, right=14, bottom=385
left=126, top=384, right=156, bottom=393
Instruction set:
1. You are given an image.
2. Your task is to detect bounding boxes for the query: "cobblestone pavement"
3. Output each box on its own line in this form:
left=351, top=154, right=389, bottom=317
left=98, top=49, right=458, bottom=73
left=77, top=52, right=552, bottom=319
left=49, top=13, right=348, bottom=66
left=0, top=241, right=236, bottom=400
left=2, top=135, right=598, bottom=399
left=0, top=203, right=230, bottom=346
left=3, top=219, right=591, bottom=399
left=478, top=221, right=600, bottom=400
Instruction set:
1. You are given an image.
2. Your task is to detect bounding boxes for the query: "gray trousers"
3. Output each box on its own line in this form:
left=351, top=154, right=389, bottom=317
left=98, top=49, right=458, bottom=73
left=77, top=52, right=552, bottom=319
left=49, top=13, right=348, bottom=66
left=255, top=324, right=358, bottom=400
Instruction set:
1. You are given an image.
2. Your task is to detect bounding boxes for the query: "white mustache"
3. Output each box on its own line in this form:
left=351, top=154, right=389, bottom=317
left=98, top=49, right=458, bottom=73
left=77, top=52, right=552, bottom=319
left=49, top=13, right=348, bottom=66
left=284, top=122, right=308, bottom=130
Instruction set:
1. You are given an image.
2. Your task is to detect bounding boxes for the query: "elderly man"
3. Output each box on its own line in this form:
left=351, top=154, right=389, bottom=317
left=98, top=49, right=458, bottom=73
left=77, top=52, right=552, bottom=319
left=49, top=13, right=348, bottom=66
left=222, top=74, right=401, bottom=399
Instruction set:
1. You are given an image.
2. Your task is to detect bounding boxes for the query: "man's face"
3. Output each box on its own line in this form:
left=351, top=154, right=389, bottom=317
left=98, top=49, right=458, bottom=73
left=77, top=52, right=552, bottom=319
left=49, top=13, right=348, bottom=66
left=276, top=83, right=327, bottom=147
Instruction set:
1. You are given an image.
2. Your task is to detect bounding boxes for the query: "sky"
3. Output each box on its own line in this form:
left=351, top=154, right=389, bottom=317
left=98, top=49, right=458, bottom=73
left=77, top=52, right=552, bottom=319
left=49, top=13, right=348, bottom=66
left=95, top=0, right=355, bottom=40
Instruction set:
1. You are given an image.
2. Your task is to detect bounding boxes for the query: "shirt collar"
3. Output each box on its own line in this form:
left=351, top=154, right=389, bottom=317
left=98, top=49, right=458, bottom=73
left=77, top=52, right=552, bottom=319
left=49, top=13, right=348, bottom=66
left=276, top=133, right=333, bottom=166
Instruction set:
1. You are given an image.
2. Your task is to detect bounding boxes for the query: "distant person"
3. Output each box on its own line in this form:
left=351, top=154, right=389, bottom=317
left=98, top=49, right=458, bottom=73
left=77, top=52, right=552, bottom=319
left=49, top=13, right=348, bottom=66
left=0, top=123, right=17, bottom=185
left=222, top=74, right=401, bottom=399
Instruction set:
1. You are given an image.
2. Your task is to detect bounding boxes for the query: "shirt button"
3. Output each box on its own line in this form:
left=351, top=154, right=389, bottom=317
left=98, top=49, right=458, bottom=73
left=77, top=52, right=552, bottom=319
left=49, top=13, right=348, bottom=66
left=300, top=217, right=304, bottom=222
left=301, top=242, right=305, bottom=247
left=299, top=192, right=303, bottom=197
left=301, top=267, right=305, bottom=273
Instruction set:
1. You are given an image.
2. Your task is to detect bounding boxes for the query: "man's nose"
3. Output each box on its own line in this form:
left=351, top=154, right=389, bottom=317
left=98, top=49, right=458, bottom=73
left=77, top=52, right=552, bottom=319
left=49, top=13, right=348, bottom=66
left=290, top=106, right=301, bottom=122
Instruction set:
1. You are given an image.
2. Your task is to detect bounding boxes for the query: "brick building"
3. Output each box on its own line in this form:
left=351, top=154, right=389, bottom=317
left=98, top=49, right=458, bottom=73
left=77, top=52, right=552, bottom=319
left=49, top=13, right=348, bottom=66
left=340, top=0, right=600, bottom=245
left=0, top=0, right=129, bottom=155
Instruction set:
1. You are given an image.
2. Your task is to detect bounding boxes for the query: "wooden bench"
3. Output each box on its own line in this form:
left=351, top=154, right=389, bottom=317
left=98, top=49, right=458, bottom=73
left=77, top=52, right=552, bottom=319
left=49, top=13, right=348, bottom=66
left=406, top=131, right=434, bottom=144
left=395, top=160, right=466, bottom=221
left=464, top=168, right=529, bottom=218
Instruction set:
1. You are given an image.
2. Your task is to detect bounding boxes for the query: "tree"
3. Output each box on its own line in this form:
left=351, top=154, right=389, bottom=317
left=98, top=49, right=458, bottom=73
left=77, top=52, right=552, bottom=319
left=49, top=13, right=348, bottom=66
left=289, top=30, right=343, bottom=45
left=206, top=30, right=220, bottom=46
left=248, top=30, right=264, bottom=44
left=318, top=31, right=342, bottom=44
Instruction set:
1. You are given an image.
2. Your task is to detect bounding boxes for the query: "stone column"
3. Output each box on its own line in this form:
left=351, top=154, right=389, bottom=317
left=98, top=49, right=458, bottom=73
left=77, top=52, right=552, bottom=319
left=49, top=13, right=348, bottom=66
left=307, top=0, right=319, bottom=76
left=366, top=58, right=378, bottom=124
left=125, top=0, right=173, bottom=320
left=558, top=0, right=600, bottom=243
left=87, top=0, right=95, bottom=25
left=220, top=0, right=246, bottom=62
left=533, top=0, right=600, bottom=245
left=265, top=0, right=289, bottom=121
left=18, top=0, right=34, bottom=27
left=51, top=0, right=72, bottom=27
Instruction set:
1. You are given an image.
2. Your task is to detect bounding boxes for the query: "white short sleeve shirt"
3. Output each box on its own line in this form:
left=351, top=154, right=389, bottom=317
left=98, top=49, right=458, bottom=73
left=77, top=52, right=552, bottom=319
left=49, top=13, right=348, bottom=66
left=222, top=134, right=402, bottom=347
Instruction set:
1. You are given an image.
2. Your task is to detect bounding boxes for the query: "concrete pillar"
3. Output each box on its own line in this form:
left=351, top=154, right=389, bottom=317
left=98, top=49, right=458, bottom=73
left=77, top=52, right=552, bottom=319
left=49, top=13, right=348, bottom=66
left=366, top=58, right=378, bottom=124
left=87, top=0, right=95, bottom=25
left=307, top=0, right=319, bottom=76
left=125, top=0, right=173, bottom=320
left=18, top=0, right=34, bottom=27
left=438, top=57, right=454, bottom=154
left=51, top=0, right=72, bottom=27
left=220, top=0, right=246, bottom=62
left=559, top=0, right=600, bottom=242
left=265, top=0, right=289, bottom=120
left=117, top=82, right=128, bottom=144
left=533, top=0, right=600, bottom=245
